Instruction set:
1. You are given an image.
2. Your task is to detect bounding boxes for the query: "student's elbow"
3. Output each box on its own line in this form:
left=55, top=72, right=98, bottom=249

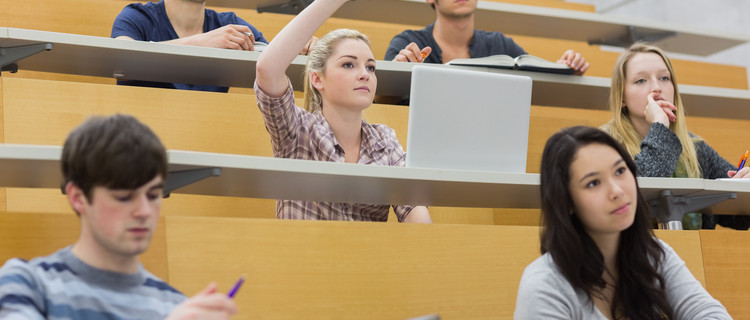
left=403, top=206, right=432, bottom=223
left=255, top=56, right=273, bottom=84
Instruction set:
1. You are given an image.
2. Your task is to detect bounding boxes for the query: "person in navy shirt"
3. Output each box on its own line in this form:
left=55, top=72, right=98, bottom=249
left=112, top=0, right=273, bottom=92
left=385, top=0, right=590, bottom=75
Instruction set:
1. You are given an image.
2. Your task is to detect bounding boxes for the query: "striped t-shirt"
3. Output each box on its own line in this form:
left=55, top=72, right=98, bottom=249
left=0, top=246, right=186, bottom=319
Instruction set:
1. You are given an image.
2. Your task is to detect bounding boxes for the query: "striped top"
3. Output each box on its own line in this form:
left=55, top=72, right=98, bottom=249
left=0, top=246, right=186, bottom=319
left=254, top=80, right=416, bottom=222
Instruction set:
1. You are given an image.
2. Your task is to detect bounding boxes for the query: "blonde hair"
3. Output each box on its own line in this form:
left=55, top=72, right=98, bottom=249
left=303, top=28, right=371, bottom=113
left=601, top=42, right=702, bottom=178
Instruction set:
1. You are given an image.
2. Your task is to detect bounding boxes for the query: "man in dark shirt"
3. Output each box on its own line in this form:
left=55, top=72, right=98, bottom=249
left=385, top=0, right=590, bottom=74
left=112, top=0, right=266, bottom=92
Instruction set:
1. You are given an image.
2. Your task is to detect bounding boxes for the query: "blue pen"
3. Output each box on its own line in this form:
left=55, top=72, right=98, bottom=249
left=227, top=274, right=246, bottom=298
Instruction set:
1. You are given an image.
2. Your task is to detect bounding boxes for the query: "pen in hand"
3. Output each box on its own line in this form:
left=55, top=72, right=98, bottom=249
left=738, top=150, right=749, bottom=171
left=227, top=274, right=247, bottom=298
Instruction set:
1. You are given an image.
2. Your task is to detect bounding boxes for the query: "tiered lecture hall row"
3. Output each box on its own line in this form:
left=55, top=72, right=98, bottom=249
left=1, top=0, right=750, bottom=318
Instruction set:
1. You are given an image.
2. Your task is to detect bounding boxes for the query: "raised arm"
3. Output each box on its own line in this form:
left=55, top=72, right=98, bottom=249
left=255, top=0, right=350, bottom=97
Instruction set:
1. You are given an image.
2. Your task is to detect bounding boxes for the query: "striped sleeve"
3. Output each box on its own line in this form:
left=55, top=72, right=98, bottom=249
left=0, top=259, right=46, bottom=320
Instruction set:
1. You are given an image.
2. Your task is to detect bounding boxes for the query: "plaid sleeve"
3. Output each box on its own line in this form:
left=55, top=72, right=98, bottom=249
left=254, top=79, right=303, bottom=158
left=0, top=259, right=46, bottom=319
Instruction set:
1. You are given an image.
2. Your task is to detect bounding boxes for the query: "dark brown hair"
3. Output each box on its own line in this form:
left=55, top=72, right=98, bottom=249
left=62, top=114, right=167, bottom=201
left=540, top=126, right=673, bottom=319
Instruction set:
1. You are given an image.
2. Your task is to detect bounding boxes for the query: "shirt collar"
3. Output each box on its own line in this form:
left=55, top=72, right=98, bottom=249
left=312, top=111, right=388, bottom=159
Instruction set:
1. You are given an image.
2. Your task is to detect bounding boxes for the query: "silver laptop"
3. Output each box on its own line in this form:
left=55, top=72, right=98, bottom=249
left=405, top=65, right=532, bottom=173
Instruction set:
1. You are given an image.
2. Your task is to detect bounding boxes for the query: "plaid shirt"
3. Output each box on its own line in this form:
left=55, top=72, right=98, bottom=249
left=254, top=80, right=414, bottom=222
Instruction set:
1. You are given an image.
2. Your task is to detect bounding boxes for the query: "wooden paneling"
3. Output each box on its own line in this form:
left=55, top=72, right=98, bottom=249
left=428, top=207, right=495, bottom=224
left=1, top=77, right=277, bottom=218
left=165, top=217, right=541, bottom=319
left=0, top=78, right=4, bottom=143
left=5, top=189, right=71, bottom=214
left=654, top=230, right=706, bottom=286
left=1, top=79, right=5, bottom=212
left=527, top=106, right=611, bottom=173
left=700, top=230, right=750, bottom=318
left=0, top=212, right=169, bottom=281
left=685, top=116, right=750, bottom=170
left=2, top=188, right=278, bottom=219
left=0, top=0, right=122, bottom=37
left=1, top=77, right=271, bottom=155
left=161, top=194, right=276, bottom=219
left=494, top=208, right=541, bottom=226
left=0, top=213, right=734, bottom=318
left=0, top=212, right=79, bottom=261
left=164, top=217, right=713, bottom=319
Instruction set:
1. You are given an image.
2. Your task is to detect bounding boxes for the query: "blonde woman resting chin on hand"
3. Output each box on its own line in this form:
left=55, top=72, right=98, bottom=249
left=254, top=0, right=431, bottom=223
left=600, top=42, right=750, bottom=230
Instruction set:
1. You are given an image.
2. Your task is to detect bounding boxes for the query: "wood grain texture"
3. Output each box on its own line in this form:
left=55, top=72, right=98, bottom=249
left=654, top=230, right=706, bottom=286
left=1, top=77, right=272, bottom=155
left=0, top=79, right=5, bottom=212
left=165, top=217, right=542, bottom=319
left=700, top=230, right=750, bottom=318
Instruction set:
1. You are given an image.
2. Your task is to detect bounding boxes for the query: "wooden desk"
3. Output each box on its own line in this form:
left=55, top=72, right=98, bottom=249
left=2, top=144, right=748, bottom=214
left=207, top=0, right=750, bottom=56
left=3, top=27, right=749, bottom=119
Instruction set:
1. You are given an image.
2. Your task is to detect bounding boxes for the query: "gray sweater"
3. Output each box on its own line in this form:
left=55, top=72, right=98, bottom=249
left=514, top=240, right=731, bottom=319
left=636, top=123, right=735, bottom=178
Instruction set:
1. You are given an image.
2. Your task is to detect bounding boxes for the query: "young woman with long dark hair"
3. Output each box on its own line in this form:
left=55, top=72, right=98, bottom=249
left=514, top=126, right=730, bottom=319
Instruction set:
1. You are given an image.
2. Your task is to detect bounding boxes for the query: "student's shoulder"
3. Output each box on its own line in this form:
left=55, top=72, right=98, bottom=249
left=518, top=254, right=581, bottom=303
left=0, top=252, right=63, bottom=284
left=392, top=25, right=433, bottom=42
left=115, top=0, right=164, bottom=29
left=142, top=269, right=183, bottom=294
left=205, top=8, right=249, bottom=27
left=366, top=123, right=399, bottom=141
left=365, top=122, right=405, bottom=150
left=521, top=253, right=563, bottom=282
left=0, top=257, right=33, bottom=276
left=119, top=1, right=162, bottom=16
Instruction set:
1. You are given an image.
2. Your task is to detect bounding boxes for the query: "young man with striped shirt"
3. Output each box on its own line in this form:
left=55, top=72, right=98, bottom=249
left=0, top=114, right=236, bottom=319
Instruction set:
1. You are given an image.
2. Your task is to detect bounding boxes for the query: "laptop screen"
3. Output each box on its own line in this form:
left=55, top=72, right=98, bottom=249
left=405, top=65, right=532, bottom=173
